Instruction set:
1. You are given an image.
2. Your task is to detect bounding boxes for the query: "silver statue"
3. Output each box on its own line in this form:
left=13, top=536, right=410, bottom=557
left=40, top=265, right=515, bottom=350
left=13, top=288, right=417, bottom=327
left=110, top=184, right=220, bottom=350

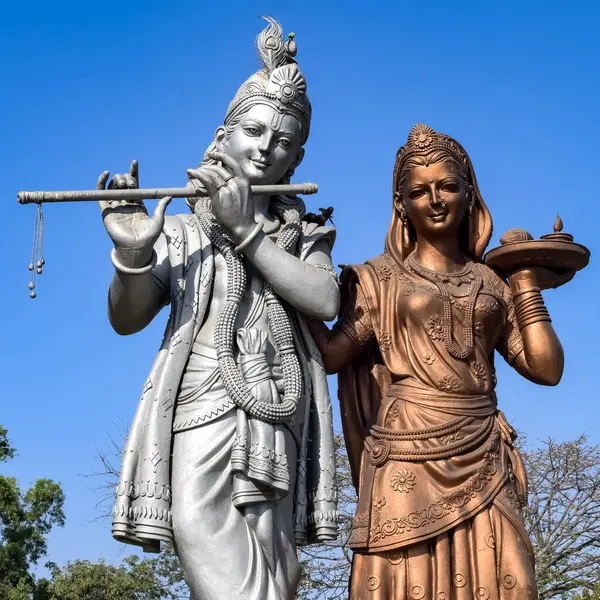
left=101, top=17, right=338, bottom=600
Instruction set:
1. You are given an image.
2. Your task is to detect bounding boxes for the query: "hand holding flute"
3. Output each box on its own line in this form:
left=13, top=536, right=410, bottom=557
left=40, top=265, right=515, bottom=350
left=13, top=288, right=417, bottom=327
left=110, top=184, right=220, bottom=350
left=18, top=158, right=320, bottom=276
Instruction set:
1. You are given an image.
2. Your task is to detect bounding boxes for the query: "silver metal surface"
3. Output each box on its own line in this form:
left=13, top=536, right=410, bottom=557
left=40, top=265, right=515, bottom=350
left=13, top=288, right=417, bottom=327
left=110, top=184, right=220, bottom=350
left=17, top=183, right=318, bottom=204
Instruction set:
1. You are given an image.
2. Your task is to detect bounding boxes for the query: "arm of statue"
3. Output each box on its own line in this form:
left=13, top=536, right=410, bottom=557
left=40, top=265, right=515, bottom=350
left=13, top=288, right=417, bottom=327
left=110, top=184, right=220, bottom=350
left=497, top=268, right=564, bottom=386
left=106, top=235, right=170, bottom=335
left=308, top=282, right=375, bottom=374
left=97, top=162, right=172, bottom=335
left=188, top=152, right=339, bottom=321
left=308, top=321, right=364, bottom=374
left=235, top=235, right=340, bottom=321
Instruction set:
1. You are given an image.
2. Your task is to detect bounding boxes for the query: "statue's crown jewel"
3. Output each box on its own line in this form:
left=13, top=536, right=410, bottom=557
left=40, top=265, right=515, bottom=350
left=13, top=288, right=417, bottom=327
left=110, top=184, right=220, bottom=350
left=394, top=123, right=470, bottom=185
left=224, top=17, right=311, bottom=141
left=401, top=123, right=464, bottom=158
left=407, top=123, right=437, bottom=150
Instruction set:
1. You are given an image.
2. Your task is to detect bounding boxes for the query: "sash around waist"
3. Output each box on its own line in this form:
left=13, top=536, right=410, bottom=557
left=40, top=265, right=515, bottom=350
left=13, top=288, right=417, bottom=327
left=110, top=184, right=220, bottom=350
left=179, top=342, right=283, bottom=404
left=349, top=384, right=517, bottom=553
left=365, top=414, right=496, bottom=466
left=173, top=342, right=285, bottom=433
left=364, top=380, right=499, bottom=467
left=386, top=379, right=498, bottom=418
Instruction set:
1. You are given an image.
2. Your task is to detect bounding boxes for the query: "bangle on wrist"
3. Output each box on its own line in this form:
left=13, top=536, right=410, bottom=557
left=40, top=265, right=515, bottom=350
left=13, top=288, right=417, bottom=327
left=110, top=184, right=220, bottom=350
left=519, top=313, right=552, bottom=329
left=111, top=248, right=157, bottom=275
left=234, top=221, right=263, bottom=253
left=513, top=285, right=551, bottom=329
left=516, top=295, right=542, bottom=313
left=511, top=286, right=541, bottom=301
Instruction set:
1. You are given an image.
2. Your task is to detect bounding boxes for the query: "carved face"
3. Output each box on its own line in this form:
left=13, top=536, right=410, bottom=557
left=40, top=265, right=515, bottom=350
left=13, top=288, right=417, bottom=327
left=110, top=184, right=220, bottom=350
left=401, top=161, right=470, bottom=242
left=217, top=103, right=304, bottom=185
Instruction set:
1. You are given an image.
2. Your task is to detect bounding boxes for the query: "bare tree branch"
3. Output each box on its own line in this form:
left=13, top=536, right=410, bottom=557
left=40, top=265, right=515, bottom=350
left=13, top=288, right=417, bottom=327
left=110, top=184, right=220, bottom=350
left=92, top=431, right=600, bottom=598
left=521, top=436, right=600, bottom=598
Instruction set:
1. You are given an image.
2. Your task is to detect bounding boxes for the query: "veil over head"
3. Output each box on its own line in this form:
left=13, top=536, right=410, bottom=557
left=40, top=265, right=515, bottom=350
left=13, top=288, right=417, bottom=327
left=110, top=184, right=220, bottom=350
left=339, top=125, right=493, bottom=489
left=386, top=123, right=493, bottom=264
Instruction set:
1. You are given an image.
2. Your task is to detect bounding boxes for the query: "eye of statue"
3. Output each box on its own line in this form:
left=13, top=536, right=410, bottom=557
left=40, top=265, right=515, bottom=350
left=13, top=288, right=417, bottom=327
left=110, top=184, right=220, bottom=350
left=278, top=138, right=292, bottom=149
left=441, top=182, right=460, bottom=193
left=244, top=126, right=260, bottom=136
left=409, top=188, right=426, bottom=200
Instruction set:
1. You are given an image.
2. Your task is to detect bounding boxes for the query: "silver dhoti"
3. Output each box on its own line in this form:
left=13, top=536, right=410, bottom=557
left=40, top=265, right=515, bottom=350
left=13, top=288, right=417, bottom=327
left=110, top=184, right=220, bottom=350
left=112, top=215, right=338, bottom=598
left=171, top=338, right=300, bottom=600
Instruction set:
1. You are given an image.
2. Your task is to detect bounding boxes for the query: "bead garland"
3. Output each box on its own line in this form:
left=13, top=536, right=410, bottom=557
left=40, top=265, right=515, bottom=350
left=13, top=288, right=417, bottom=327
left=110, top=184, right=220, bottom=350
left=406, top=253, right=483, bottom=361
left=196, top=196, right=303, bottom=423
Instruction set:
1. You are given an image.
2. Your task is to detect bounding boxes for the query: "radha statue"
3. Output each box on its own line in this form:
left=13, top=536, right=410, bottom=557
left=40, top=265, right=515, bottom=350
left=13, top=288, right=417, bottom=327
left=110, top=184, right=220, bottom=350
left=100, top=18, right=338, bottom=600
left=310, top=124, right=568, bottom=598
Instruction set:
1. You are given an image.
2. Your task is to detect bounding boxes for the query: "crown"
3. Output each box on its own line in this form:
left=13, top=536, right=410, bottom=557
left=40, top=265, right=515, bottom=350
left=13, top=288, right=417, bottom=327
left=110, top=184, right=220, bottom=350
left=398, top=123, right=467, bottom=163
left=224, top=17, right=311, bottom=141
left=393, top=124, right=471, bottom=192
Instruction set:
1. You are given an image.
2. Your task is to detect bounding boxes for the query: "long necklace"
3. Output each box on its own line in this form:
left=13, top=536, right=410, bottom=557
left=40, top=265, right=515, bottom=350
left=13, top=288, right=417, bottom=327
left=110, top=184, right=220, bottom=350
left=406, top=253, right=482, bottom=360
left=196, top=196, right=302, bottom=424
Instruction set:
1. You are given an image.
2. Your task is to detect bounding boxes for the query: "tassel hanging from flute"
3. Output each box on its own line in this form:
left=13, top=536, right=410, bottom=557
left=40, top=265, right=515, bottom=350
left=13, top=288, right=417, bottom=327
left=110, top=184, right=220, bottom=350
left=28, top=203, right=45, bottom=298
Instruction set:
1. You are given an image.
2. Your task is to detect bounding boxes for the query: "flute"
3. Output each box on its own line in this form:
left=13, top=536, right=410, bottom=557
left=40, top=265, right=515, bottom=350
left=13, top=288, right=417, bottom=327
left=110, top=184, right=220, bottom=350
left=17, top=183, right=318, bottom=205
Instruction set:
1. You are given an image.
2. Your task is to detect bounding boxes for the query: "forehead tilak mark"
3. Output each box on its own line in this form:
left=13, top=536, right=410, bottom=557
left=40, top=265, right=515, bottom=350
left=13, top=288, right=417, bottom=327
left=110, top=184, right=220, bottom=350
left=270, top=111, right=284, bottom=131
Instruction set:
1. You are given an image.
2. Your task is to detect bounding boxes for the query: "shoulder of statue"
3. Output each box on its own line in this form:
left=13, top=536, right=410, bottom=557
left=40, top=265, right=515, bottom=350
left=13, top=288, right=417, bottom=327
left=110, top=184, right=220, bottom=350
left=340, top=262, right=380, bottom=301
left=340, top=260, right=378, bottom=279
left=365, top=252, right=413, bottom=284
left=301, top=221, right=336, bottom=248
left=337, top=263, right=383, bottom=334
left=366, top=253, right=392, bottom=270
left=472, top=261, right=510, bottom=295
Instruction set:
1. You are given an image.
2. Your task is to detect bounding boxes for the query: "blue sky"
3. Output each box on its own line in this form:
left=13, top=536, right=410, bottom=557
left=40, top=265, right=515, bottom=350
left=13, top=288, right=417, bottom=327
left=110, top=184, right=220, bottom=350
left=2, top=0, right=599, bottom=573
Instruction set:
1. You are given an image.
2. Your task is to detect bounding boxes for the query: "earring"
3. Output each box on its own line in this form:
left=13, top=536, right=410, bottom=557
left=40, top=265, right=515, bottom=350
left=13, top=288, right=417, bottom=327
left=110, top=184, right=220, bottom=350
left=396, top=197, right=407, bottom=222
left=466, top=188, right=474, bottom=215
left=401, top=216, right=412, bottom=258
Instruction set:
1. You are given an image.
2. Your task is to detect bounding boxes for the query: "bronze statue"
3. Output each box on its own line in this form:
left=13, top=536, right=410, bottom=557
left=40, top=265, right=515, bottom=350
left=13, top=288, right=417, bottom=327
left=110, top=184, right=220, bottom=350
left=309, top=124, right=589, bottom=599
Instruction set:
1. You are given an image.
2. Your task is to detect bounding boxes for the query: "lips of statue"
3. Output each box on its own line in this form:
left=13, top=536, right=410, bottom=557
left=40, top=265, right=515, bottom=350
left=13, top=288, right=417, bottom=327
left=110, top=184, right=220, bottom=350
left=218, top=103, right=304, bottom=185
left=402, top=162, right=470, bottom=242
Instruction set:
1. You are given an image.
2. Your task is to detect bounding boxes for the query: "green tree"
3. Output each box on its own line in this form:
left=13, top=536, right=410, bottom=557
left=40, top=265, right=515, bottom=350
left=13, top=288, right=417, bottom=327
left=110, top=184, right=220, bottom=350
left=41, top=554, right=186, bottom=600
left=571, top=585, right=600, bottom=600
left=0, top=425, right=65, bottom=598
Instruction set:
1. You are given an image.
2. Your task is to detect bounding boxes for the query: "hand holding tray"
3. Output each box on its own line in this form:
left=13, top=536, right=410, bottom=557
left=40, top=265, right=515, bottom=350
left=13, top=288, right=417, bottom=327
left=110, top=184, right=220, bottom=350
left=484, top=216, right=590, bottom=290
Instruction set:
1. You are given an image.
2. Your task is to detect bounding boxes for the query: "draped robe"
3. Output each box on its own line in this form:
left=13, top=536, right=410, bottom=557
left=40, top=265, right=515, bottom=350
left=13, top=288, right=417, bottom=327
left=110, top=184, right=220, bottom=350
left=111, top=211, right=338, bottom=569
left=337, top=252, right=537, bottom=599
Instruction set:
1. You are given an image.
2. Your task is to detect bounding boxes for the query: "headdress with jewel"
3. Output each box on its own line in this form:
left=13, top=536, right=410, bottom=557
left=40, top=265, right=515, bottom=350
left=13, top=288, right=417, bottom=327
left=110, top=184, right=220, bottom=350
left=190, top=17, right=311, bottom=211
left=387, top=123, right=493, bottom=263
left=223, top=16, right=311, bottom=143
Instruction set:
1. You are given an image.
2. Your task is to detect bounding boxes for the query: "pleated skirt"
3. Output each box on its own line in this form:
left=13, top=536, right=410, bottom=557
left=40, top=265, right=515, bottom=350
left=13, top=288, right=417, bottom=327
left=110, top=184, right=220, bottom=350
left=349, top=496, right=537, bottom=600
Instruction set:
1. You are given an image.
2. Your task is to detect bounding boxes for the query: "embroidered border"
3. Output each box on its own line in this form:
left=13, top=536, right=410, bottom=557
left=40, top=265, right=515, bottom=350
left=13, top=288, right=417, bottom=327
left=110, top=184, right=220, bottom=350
left=369, top=432, right=500, bottom=544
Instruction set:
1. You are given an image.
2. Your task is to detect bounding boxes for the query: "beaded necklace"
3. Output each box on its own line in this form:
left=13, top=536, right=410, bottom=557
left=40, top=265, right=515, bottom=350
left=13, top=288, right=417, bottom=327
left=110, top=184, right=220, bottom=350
left=406, top=252, right=482, bottom=361
left=196, top=196, right=302, bottom=423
